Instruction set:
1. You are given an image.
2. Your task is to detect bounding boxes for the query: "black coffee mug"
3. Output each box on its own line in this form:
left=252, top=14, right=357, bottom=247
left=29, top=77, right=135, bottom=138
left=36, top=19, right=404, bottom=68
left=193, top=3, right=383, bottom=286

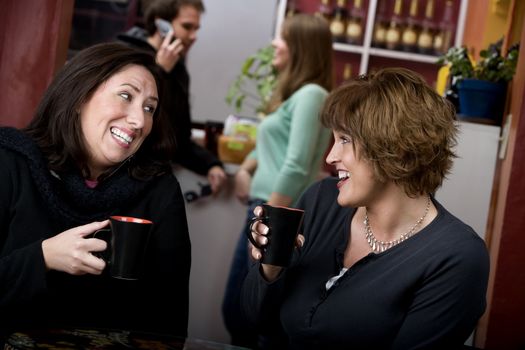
left=246, top=204, right=305, bottom=267
left=94, top=216, right=153, bottom=280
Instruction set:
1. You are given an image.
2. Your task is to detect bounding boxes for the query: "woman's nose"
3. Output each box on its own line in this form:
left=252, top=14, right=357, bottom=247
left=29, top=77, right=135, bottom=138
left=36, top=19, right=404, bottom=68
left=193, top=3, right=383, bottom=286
left=126, top=107, right=145, bottom=129
left=325, top=144, right=338, bottom=165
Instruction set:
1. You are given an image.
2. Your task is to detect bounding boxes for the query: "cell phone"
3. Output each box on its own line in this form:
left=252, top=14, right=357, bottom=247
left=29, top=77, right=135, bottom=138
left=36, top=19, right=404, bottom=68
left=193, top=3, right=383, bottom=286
left=155, top=18, right=173, bottom=38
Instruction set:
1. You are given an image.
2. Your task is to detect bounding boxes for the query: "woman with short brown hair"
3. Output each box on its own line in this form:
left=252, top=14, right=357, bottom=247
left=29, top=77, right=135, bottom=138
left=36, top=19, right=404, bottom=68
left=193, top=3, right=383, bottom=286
left=243, top=67, right=489, bottom=349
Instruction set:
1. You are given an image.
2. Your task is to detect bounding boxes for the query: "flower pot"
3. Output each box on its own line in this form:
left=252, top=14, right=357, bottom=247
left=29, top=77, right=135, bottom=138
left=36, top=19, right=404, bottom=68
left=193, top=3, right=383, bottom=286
left=457, top=79, right=507, bottom=124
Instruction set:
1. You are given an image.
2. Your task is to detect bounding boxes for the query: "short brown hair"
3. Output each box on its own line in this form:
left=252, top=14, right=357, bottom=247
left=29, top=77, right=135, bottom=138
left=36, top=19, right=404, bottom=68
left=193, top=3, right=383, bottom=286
left=143, top=0, right=205, bottom=35
left=321, top=67, right=458, bottom=197
left=25, top=42, right=176, bottom=180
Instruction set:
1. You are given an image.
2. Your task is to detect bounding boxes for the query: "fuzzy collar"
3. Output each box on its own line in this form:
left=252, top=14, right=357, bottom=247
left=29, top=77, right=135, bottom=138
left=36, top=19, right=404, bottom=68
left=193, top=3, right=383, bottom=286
left=0, top=127, right=151, bottom=227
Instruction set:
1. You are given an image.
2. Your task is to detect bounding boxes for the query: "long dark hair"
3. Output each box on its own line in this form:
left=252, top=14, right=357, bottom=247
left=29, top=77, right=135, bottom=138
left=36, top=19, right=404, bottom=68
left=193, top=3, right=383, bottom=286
left=24, top=42, right=176, bottom=180
left=267, top=14, right=333, bottom=113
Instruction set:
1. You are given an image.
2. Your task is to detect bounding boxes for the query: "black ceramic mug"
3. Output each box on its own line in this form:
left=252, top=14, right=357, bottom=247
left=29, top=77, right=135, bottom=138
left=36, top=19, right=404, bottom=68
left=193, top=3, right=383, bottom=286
left=246, top=204, right=305, bottom=267
left=94, top=216, right=153, bottom=280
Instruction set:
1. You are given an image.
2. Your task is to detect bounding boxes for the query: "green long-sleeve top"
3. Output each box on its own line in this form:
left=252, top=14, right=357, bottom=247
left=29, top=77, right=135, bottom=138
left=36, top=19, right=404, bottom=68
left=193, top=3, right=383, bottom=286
left=249, top=83, right=331, bottom=203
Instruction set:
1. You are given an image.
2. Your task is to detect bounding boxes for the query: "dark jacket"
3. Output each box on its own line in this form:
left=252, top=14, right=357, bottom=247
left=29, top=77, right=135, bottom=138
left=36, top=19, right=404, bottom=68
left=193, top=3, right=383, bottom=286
left=242, top=177, right=490, bottom=350
left=117, top=27, right=222, bottom=175
left=0, top=127, right=190, bottom=340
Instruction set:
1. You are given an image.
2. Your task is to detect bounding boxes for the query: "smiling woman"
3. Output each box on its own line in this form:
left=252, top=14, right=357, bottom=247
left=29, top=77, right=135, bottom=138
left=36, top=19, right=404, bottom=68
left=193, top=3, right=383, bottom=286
left=242, top=67, right=490, bottom=349
left=79, top=64, right=159, bottom=180
left=0, top=43, right=191, bottom=341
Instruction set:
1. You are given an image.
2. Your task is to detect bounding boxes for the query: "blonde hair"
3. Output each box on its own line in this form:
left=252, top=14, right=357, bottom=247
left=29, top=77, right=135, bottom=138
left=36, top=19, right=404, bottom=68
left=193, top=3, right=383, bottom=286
left=266, top=14, right=333, bottom=113
left=321, top=67, right=458, bottom=197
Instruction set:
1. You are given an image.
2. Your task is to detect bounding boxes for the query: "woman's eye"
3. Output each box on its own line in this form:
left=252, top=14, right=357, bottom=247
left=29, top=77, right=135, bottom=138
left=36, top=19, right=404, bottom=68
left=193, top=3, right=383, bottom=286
left=119, top=92, right=131, bottom=101
left=144, top=105, right=156, bottom=115
left=340, top=136, right=351, bottom=144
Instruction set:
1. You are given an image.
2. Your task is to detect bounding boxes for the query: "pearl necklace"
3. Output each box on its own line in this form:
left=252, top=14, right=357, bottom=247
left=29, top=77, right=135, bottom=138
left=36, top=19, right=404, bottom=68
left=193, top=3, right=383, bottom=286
left=364, top=196, right=431, bottom=253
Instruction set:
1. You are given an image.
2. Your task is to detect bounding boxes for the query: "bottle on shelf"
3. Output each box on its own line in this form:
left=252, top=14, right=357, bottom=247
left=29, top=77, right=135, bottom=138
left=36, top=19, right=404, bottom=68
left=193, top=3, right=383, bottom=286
left=417, top=0, right=435, bottom=55
left=372, top=0, right=389, bottom=48
left=385, top=0, right=404, bottom=51
left=330, top=0, right=349, bottom=43
left=316, top=0, right=333, bottom=22
left=433, top=0, right=455, bottom=55
left=401, top=0, right=420, bottom=52
left=342, top=63, right=353, bottom=83
left=345, top=0, right=365, bottom=45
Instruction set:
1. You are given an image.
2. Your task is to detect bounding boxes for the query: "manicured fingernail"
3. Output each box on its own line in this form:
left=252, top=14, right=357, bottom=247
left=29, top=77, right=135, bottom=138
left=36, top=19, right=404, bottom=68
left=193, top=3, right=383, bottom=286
left=263, top=227, right=269, bottom=235
left=261, top=237, right=268, bottom=245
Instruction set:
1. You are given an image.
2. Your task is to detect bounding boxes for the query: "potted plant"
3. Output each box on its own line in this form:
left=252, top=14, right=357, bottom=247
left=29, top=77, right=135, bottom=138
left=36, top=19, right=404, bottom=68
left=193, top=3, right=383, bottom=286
left=438, top=38, right=519, bottom=124
left=225, top=45, right=277, bottom=117
left=219, top=46, right=277, bottom=164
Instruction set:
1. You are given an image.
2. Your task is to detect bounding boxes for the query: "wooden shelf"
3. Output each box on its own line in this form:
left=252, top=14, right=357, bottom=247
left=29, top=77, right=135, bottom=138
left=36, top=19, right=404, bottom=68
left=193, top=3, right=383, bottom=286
left=277, top=0, right=470, bottom=83
left=368, top=47, right=440, bottom=64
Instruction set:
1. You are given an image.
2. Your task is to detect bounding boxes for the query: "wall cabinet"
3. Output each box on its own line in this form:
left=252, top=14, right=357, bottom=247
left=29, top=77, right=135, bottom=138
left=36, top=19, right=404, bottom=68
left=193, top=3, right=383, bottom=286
left=276, top=0, right=469, bottom=86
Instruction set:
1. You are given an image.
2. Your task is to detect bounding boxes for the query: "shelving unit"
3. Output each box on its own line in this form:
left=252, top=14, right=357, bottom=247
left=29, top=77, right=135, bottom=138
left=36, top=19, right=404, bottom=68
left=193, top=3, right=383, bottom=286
left=276, top=0, right=469, bottom=84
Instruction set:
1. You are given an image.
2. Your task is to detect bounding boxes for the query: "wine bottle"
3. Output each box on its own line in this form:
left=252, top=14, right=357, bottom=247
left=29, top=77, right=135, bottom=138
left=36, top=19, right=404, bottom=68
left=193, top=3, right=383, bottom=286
left=385, top=0, right=404, bottom=51
left=316, top=0, right=333, bottom=22
left=433, top=0, right=454, bottom=55
left=345, top=0, right=365, bottom=45
left=401, top=0, right=420, bottom=52
left=330, top=0, right=349, bottom=43
left=372, top=0, right=388, bottom=48
left=417, top=0, right=435, bottom=55
left=342, top=63, right=353, bottom=83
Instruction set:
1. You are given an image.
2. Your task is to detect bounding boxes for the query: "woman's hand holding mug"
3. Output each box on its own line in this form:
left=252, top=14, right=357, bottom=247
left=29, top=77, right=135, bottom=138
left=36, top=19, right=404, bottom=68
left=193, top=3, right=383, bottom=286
left=41, top=220, right=109, bottom=275
left=248, top=205, right=305, bottom=282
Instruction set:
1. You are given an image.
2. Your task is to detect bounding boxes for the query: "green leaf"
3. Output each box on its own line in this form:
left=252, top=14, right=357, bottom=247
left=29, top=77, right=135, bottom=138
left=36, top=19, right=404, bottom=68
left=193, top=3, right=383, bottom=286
left=225, top=45, right=277, bottom=114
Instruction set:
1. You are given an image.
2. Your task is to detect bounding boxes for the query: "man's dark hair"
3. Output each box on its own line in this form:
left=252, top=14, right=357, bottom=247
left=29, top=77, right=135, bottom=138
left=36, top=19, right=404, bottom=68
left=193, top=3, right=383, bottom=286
left=143, top=0, right=205, bottom=35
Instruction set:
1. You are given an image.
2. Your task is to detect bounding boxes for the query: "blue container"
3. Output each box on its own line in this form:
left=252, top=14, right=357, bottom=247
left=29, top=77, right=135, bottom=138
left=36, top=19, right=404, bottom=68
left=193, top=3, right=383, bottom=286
left=458, top=79, right=507, bottom=122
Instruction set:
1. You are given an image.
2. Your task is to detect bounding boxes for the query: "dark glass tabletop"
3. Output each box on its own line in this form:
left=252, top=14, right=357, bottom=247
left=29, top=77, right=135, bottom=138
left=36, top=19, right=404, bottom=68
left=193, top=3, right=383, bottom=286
left=3, top=328, right=250, bottom=350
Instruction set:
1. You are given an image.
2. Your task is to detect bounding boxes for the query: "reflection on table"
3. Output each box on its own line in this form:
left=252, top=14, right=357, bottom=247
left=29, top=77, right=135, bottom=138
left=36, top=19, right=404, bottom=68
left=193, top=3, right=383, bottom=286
left=3, top=328, right=250, bottom=350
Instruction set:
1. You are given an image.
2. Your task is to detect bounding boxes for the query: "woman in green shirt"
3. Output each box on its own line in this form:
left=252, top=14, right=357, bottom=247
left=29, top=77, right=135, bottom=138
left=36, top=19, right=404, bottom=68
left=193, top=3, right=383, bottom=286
left=222, top=14, right=334, bottom=349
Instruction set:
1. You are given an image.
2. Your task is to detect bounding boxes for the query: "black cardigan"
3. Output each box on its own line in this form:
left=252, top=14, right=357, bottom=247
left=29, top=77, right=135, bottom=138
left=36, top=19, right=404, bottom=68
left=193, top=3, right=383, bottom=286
left=0, top=128, right=191, bottom=340
left=242, top=177, right=490, bottom=350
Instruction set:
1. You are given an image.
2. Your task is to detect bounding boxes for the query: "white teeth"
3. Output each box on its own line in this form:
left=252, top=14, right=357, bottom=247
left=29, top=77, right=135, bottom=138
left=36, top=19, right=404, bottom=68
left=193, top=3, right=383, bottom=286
left=110, top=127, right=133, bottom=144
left=338, top=171, right=350, bottom=180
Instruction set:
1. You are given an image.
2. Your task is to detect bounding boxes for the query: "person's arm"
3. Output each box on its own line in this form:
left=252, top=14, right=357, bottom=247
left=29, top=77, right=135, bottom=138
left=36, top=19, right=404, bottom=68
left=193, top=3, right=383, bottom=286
left=271, top=86, right=328, bottom=202
left=136, top=176, right=191, bottom=337
left=207, top=165, right=227, bottom=195
left=175, top=139, right=223, bottom=176
left=41, top=221, right=109, bottom=275
left=240, top=180, right=318, bottom=329
left=0, top=148, right=113, bottom=310
left=390, top=237, right=490, bottom=349
left=168, top=70, right=223, bottom=176
left=155, top=32, right=184, bottom=73
left=0, top=239, right=48, bottom=308
left=234, top=154, right=257, bottom=204
left=267, top=192, right=293, bottom=207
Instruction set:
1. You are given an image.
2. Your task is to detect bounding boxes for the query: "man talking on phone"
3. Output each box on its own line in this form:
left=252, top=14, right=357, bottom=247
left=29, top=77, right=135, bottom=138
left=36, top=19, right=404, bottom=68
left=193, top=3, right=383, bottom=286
left=117, top=0, right=226, bottom=194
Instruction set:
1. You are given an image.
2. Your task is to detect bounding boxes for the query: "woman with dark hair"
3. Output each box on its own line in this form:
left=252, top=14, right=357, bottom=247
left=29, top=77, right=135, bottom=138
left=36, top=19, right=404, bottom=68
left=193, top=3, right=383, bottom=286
left=0, top=43, right=190, bottom=339
left=243, top=68, right=490, bottom=349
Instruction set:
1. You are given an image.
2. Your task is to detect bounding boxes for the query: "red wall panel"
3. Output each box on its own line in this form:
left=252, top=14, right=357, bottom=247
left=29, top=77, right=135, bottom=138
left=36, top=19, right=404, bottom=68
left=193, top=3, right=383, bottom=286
left=0, top=0, right=73, bottom=128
